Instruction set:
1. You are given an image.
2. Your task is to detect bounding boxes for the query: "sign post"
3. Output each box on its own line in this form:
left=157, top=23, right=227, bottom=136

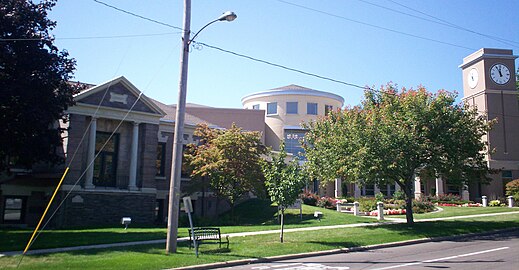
left=183, top=196, right=198, bottom=257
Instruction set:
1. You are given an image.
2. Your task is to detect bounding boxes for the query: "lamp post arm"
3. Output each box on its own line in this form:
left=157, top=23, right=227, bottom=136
left=189, top=19, right=219, bottom=44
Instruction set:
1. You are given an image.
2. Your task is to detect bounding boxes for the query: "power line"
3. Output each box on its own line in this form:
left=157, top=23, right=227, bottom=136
left=91, top=1, right=377, bottom=92
left=276, top=0, right=476, bottom=51
left=0, top=32, right=180, bottom=42
left=385, top=0, right=519, bottom=48
left=194, top=41, right=373, bottom=91
left=93, top=0, right=184, bottom=31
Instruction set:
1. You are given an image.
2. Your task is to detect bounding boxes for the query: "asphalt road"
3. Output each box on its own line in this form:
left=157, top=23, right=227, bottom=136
left=218, top=230, right=519, bottom=270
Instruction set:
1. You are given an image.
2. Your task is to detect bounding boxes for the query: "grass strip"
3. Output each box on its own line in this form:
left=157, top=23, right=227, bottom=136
left=1, top=213, right=518, bottom=270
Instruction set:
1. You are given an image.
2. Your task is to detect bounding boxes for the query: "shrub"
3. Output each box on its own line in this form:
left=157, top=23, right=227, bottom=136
left=505, top=179, right=519, bottom=198
left=424, top=194, right=470, bottom=205
left=357, top=197, right=377, bottom=212
left=412, top=200, right=435, bottom=213
left=439, top=193, right=461, bottom=202
left=489, top=200, right=501, bottom=207
left=300, top=191, right=319, bottom=206
left=317, top=196, right=336, bottom=209
left=392, top=190, right=405, bottom=200
left=375, top=192, right=385, bottom=202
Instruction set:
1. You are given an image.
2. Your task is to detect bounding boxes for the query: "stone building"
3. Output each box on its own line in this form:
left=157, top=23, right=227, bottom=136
left=0, top=76, right=265, bottom=227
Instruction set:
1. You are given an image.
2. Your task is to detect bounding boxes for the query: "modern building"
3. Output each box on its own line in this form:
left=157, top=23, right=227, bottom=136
left=242, top=84, right=344, bottom=156
left=242, top=84, right=344, bottom=196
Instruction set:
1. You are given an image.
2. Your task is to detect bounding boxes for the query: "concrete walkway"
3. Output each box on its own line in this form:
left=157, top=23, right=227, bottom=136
left=2, top=210, right=518, bottom=257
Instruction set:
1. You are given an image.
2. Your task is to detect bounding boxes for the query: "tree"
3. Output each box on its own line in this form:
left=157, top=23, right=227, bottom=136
left=0, top=0, right=77, bottom=173
left=262, top=141, right=306, bottom=243
left=185, top=123, right=268, bottom=217
left=303, top=84, right=493, bottom=224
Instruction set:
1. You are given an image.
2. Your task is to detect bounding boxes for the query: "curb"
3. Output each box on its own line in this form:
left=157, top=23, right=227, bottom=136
left=171, top=227, right=519, bottom=270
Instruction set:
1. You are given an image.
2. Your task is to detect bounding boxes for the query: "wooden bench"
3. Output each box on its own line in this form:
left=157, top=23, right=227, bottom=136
left=188, top=227, right=229, bottom=249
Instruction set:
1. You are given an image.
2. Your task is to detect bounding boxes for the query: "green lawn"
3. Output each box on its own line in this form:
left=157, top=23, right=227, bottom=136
left=0, top=201, right=374, bottom=252
left=390, top=206, right=519, bottom=220
left=2, top=201, right=518, bottom=253
left=1, top=213, right=518, bottom=270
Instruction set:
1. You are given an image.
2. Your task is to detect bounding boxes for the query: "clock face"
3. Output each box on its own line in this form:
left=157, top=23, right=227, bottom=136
left=490, top=63, right=511, bottom=85
left=467, top=68, right=479, bottom=89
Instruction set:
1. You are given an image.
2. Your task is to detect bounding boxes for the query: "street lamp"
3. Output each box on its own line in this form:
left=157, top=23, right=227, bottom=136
left=166, top=0, right=236, bottom=254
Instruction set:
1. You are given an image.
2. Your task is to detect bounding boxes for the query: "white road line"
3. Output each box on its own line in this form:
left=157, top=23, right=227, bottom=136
left=252, top=263, right=350, bottom=270
left=271, top=263, right=302, bottom=268
left=371, top=246, right=509, bottom=270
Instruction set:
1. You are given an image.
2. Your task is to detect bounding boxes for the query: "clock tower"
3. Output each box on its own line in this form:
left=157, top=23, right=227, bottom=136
left=460, top=48, right=518, bottom=198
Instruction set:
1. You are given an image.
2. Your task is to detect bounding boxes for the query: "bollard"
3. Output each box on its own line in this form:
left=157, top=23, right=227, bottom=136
left=508, top=196, right=515, bottom=208
left=482, top=196, right=488, bottom=207
left=377, top=202, right=384, bottom=221
left=353, top=201, right=359, bottom=216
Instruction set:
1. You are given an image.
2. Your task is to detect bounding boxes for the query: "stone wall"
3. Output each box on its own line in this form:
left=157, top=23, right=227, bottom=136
left=57, top=191, right=155, bottom=227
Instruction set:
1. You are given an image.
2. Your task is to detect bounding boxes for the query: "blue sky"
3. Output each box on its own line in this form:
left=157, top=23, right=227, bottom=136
left=50, top=0, right=519, bottom=108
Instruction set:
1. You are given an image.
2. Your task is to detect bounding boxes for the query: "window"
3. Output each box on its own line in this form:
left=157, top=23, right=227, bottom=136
left=181, top=145, right=189, bottom=178
left=502, top=170, right=513, bottom=195
left=156, top=143, right=166, bottom=177
left=325, top=105, right=333, bottom=116
left=286, top=102, right=298, bottom=114
left=285, top=129, right=307, bottom=158
left=267, top=102, right=277, bottom=115
left=252, top=104, right=260, bottom=110
left=307, top=102, right=318, bottom=115
left=362, top=184, right=375, bottom=196
left=155, top=199, right=165, bottom=223
left=3, top=197, right=25, bottom=223
left=93, top=132, right=119, bottom=187
left=380, top=183, right=396, bottom=196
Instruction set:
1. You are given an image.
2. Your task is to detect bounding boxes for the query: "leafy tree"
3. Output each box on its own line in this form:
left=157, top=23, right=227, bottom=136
left=263, top=142, right=306, bottom=243
left=185, top=123, right=268, bottom=217
left=303, top=84, right=493, bottom=224
left=0, top=0, right=77, bottom=173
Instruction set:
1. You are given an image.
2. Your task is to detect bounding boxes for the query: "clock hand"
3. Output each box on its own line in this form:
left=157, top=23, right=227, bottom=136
left=498, top=66, right=503, bottom=77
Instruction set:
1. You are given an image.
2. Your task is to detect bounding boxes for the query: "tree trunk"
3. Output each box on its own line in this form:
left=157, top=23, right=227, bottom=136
left=280, top=209, right=284, bottom=243
left=403, top=180, right=414, bottom=225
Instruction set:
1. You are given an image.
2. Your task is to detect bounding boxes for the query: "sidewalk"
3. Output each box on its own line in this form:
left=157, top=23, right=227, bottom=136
left=1, top=210, right=518, bottom=257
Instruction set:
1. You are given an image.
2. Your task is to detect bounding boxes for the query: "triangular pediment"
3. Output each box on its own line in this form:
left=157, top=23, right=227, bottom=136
left=74, top=76, right=165, bottom=116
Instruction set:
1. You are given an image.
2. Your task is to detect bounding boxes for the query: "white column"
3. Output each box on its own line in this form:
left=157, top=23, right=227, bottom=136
left=128, top=122, right=139, bottom=191
left=462, top=185, right=470, bottom=201
left=85, top=117, right=96, bottom=189
left=377, top=202, right=384, bottom=221
left=335, top=178, right=342, bottom=198
left=374, top=184, right=381, bottom=195
left=395, top=182, right=401, bottom=191
left=354, top=184, right=361, bottom=198
left=482, top=196, right=488, bottom=207
left=435, top=175, right=444, bottom=196
left=414, top=173, right=422, bottom=200
left=508, top=196, right=515, bottom=208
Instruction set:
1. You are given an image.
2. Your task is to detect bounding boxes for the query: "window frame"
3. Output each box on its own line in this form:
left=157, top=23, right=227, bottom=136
left=286, top=102, right=298, bottom=114
left=307, top=102, right=318, bottom=115
left=252, top=104, right=260, bottom=110
left=325, top=105, right=333, bottom=116
left=156, top=142, right=166, bottom=177
left=93, top=131, right=119, bottom=187
left=267, top=102, right=278, bottom=115
left=2, top=196, right=26, bottom=223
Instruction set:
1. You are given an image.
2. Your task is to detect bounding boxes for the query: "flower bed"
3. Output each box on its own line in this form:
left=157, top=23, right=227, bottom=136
left=368, top=208, right=406, bottom=216
left=437, top=202, right=482, bottom=207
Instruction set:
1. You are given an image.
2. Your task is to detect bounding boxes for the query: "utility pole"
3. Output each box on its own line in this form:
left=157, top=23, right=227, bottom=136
left=166, top=0, right=191, bottom=254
